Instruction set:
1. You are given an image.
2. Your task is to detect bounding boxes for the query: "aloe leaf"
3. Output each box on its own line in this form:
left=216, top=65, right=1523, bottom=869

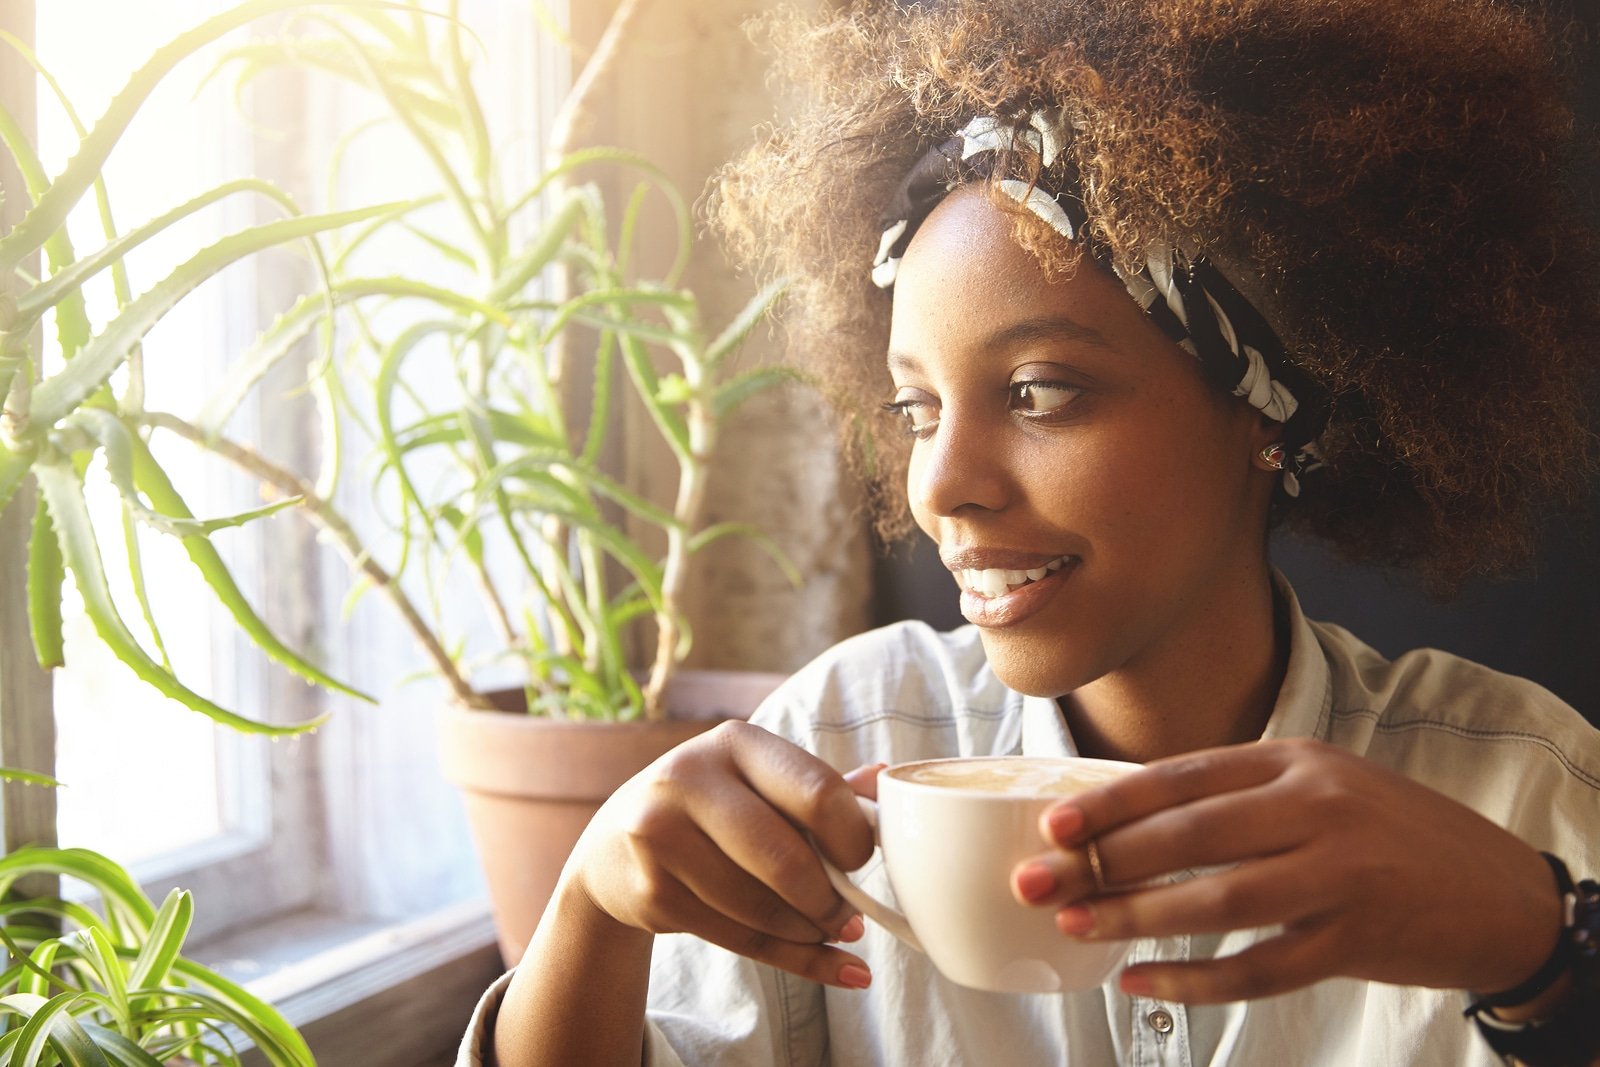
left=503, top=146, right=692, bottom=283
left=26, top=495, right=66, bottom=670
left=196, top=274, right=495, bottom=435
left=18, top=179, right=298, bottom=324
left=0, top=766, right=63, bottom=789
left=120, top=502, right=173, bottom=673
left=375, top=319, right=460, bottom=524
left=0, top=96, right=92, bottom=360
left=29, top=201, right=415, bottom=433
left=0, top=0, right=391, bottom=275
left=123, top=431, right=370, bottom=702
left=124, top=890, right=190, bottom=996
left=615, top=331, right=691, bottom=461
left=444, top=0, right=492, bottom=197
left=63, top=410, right=290, bottom=539
left=489, top=451, right=681, bottom=532
left=687, top=521, right=803, bottom=587
left=711, top=365, right=802, bottom=421
left=706, top=277, right=788, bottom=369
left=32, top=459, right=328, bottom=736
left=485, top=192, right=585, bottom=305
left=0, top=442, right=34, bottom=515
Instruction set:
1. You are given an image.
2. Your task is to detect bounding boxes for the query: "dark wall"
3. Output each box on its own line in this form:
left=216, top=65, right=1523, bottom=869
left=871, top=0, right=1600, bottom=727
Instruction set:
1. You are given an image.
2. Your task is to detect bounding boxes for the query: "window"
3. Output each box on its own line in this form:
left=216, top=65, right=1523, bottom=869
left=4, top=1, right=572, bottom=1059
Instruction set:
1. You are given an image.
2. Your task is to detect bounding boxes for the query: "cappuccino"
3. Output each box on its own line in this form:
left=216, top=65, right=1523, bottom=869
left=893, top=756, right=1127, bottom=797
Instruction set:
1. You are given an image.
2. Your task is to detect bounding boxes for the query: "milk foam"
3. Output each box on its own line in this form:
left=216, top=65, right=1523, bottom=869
left=895, top=757, right=1127, bottom=796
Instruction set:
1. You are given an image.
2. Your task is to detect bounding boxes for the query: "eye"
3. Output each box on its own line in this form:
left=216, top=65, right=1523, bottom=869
left=881, top=393, right=940, bottom=439
left=1011, top=379, right=1080, bottom=418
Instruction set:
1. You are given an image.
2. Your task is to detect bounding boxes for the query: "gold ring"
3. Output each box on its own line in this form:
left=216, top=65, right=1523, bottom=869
left=1086, top=840, right=1108, bottom=893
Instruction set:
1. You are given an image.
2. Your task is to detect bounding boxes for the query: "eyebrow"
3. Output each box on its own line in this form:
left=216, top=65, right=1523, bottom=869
left=887, top=315, right=1111, bottom=372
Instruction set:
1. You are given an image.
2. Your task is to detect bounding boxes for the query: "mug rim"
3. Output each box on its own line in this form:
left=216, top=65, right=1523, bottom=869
left=881, top=754, right=1143, bottom=797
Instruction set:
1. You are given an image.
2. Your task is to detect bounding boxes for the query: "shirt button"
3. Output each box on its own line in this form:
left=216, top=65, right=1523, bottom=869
left=1146, top=1008, right=1175, bottom=1035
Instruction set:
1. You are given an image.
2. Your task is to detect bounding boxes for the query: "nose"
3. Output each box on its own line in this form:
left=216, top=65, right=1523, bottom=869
left=909, top=411, right=1010, bottom=519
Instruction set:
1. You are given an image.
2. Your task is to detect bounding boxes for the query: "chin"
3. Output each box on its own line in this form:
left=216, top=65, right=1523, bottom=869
left=978, top=630, right=1098, bottom=700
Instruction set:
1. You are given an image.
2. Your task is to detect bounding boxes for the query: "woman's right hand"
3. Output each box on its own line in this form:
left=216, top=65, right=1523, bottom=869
left=564, top=720, right=881, bottom=990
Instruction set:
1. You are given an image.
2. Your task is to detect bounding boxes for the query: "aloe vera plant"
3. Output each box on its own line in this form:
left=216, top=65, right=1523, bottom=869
left=0, top=0, right=414, bottom=737
left=0, top=843, right=313, bottom=1067
left=181, top=2, right=797, bottom=721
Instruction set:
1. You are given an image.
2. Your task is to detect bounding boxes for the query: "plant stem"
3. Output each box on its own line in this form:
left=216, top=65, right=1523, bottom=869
left=642, top=369, right=711, bottom=721
left=142, top=411, right=492, bottom=710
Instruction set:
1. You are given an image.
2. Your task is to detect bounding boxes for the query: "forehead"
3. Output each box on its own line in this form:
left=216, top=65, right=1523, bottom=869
left=886, top=187, right=1164, bottom=370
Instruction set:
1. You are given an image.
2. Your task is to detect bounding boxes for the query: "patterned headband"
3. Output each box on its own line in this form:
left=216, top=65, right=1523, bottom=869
left=872, top=109, right=1325, bottom=496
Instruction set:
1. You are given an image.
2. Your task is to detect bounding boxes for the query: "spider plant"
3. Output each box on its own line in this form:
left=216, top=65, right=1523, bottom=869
left=0, top=842, right=313, bottom=1067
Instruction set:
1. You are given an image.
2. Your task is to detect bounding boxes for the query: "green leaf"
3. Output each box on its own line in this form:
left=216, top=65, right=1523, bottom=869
left=712, top=365, right=802, bottom=421
left=124, top=890, right=190, bottom=996
left=197, top=275, right=499, bottom=435
left=75, top=1025, right=163, bottom=1067
left=0, top=442, right=34, bottom=517
left=0, top=848, right=155, bottom=942
left=32, top=458, right=328, bottom=736
left=166, top=960, right=314, bottom=1067
left=705, top=277, right=788, bottom=369
left=28, top=201, right=416, bottom=435
left=485, top=191, right=586, bottom=305
left=2, top=991, right=113, bottom=1067
left=687, top=521, right=803, bottom=587
left=0, top=767, right=64, bottom=789
left=27, top=495, right=66, bottom=670
left=123, top=431, right=370, bottom=703
left=0, top=0, right=387, bottom=276
left=17, top=179, right=298, bottom=324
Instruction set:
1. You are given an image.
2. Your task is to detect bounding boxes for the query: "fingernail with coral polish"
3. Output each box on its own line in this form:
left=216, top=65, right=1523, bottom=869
left=836, top=914, right=865, bottom=942
left=1046, top=804, right=1084, bottom=844
left=1056, top=905, right=1095, bottom=936
left=1014, top=862, right=1057, bottom=903
left=838, top=963, right=872, bottom=989
left=1120, top=970, right=1154, bottom=997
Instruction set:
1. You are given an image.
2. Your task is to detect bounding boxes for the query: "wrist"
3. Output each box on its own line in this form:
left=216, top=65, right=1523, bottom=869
left=1464, top=853, right=1600, bottom=1067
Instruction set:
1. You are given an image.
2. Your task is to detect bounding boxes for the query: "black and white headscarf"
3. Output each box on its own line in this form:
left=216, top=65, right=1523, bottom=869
left=872, top=109, right=1325, bottom=496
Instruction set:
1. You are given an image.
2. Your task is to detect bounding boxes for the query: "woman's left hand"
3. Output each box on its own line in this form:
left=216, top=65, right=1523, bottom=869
left=1010, top=738, right=1563, bottom=1004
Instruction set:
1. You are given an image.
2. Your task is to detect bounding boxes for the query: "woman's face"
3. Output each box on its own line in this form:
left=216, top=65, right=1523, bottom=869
left=887, top=188, right=1277, bottom=698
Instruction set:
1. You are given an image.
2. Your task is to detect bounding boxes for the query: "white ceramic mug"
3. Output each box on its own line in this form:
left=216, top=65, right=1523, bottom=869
left=822, top=755, right=1140, bottom=994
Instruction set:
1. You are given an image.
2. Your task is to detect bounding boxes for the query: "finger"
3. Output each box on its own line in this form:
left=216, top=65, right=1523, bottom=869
left=1119, top=921, right=1339, bottom=1004
left=1054, top=852, right=1330, bottom=940
left=688, top=780, right=859, bottom=937
left=1040, top=740, right=1305, bottom=847
left=719, top=721, right=877, bottom=869
left=645, top=874, right=874, bottom=990
left=843, top=762, right=888, bottom=801
left=655, top=821, right=849, bottom=944
left=1019, top=781, right=1311, bottom=903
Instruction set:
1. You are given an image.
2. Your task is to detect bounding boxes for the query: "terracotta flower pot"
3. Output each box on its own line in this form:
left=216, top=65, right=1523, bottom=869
left=437, top=669, right=786, bottom=965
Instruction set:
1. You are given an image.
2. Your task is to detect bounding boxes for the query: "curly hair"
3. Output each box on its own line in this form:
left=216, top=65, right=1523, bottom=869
left=711, top=0, right=1600, bottom=591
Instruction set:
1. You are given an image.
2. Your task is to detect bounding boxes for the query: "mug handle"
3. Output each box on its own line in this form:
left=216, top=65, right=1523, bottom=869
left=818, top=796, right=925, bottom=955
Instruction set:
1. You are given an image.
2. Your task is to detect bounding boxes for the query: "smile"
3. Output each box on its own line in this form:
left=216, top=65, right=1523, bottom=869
left=957, top=555, right=1074, bottom=598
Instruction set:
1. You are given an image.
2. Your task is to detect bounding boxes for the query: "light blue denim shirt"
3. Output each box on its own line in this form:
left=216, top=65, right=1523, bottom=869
left=459, top=578, right=1599, bottom=1066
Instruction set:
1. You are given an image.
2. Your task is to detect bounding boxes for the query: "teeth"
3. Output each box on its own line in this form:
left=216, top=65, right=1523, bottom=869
left=960, top=556, right=1073, bottom=597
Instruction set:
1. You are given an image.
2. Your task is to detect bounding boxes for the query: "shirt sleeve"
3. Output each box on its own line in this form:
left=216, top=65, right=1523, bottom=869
left=455, top=969, right=513, bottom=1066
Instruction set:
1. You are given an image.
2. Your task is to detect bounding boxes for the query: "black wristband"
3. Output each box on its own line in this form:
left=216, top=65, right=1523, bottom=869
left=1464, top=853, right=1600, bottom=1067
left=1466, top=854, right=1577, bottom=1013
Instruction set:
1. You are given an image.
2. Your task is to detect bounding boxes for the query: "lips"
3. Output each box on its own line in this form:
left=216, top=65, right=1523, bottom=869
left=942, top=549, right=1081, bottom=628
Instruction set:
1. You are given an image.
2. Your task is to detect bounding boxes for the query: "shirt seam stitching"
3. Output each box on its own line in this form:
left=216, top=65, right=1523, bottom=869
left=1328, top=707, right=1600, bottom=790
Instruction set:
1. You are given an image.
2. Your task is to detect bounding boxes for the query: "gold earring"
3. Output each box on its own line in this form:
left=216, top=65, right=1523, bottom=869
left=1259, top=443, right=1286, bottom=471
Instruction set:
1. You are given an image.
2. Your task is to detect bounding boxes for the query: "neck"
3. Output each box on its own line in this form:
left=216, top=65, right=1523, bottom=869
left=1059, top=570, right=1287, bottom=764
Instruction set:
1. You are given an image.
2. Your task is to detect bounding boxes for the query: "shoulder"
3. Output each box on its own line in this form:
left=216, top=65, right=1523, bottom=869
left=1311, top=617, right=1600, bottom=859
left=748, top=620, right=1016, bottom=768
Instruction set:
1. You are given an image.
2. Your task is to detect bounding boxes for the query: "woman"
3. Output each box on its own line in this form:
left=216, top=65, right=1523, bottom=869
left=465, top=0, right=1600, bottom=1063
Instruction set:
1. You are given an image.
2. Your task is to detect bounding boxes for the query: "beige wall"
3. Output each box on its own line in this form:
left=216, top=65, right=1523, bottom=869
left=575, top=0, right=874, bottom=674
